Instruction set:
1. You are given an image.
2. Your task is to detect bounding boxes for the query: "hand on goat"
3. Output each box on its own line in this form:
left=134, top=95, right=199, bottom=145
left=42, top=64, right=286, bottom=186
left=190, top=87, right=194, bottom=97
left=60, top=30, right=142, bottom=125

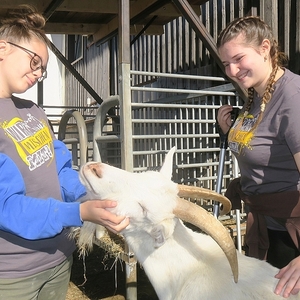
left=79, top=200, right=129, bottom=234
left=274, top=255, right=300, bottom=298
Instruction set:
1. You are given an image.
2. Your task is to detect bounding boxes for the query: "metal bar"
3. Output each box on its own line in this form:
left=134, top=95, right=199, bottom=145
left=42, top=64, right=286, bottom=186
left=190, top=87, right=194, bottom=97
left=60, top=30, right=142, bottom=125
left=132, top=133, right=217, bottom=139
left=131, top=103, right=234, bottom=109
left=131, top=119, right=215, bottom=123
left=58, top=110, right=88, bottom=167
left=119, top=0, right=134, bottom=170
left=131, top=86, right=235, bottom=96
left=42, top=105, right=98, bottom=109
left=213, top=148, right=226, bottom=217
left=94, top=135, right=120, bottom=142
left=119, top=1, right=136, bottom=299
left=236, top=209, right=242, bottom=253
left=37, top=81, right=43, bottom=106
left=130, top=70, right=228, bottom=81
left=93, top=95, right=120, bottom=162
left=132, top=148, right=221, bottom=155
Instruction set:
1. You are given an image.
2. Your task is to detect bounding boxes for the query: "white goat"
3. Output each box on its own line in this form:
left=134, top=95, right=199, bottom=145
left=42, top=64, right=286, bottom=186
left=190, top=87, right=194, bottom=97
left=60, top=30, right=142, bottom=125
left=75, top=147, right=300, bottom=300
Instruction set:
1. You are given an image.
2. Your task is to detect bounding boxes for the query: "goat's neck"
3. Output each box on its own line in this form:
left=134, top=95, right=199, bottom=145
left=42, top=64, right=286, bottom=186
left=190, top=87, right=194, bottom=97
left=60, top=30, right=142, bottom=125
left=124, top=220, right=210, bottom=299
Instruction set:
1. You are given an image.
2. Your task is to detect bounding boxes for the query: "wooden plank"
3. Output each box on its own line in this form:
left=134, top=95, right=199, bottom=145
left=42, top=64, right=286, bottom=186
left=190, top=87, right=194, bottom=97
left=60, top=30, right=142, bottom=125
left=130, top=24, right=164, bottom=35
left=57, top=0, right=118, bottom=13
left=0, top=0, right=50, bottom=10
left=283, top=0, right=291, bottom=56
left=44, top=23, right=100, bottom=34
left=45, top=22, right=165, bottom=35
left=260, top=0, right=278, bottom=38
left=150, top=3, right=201, bottom=17
left=173, top=0, right=248, bottom=101
left=90, top=0, right=167, bottom=45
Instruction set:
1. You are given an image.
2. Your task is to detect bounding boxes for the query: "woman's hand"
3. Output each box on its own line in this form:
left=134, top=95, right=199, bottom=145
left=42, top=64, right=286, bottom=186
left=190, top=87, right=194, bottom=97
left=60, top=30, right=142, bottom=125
left=80, top=200, right=129, bottom=234
left=274, top=256, right=300, bottom=298
left=217, top=105, right=235, bottom=134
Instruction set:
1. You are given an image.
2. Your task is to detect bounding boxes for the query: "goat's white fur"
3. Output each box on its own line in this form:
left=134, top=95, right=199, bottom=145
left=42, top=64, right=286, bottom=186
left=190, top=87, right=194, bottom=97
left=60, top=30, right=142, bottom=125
left=76, top=147, right=300, bottom=300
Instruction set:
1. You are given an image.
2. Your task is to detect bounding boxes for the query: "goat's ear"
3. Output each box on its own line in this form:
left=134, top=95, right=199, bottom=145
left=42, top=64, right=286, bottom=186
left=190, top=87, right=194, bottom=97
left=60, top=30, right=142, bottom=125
left=151, top=224, right=166, bottom=248
left=159, top=146, right=176, bottom=178
left=151, top=219, right=176, bottom=248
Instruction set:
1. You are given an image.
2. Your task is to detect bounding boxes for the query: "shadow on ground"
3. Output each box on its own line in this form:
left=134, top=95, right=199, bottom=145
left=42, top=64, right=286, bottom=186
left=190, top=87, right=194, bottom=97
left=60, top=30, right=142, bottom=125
left=70, top=246, right=159, bottom=300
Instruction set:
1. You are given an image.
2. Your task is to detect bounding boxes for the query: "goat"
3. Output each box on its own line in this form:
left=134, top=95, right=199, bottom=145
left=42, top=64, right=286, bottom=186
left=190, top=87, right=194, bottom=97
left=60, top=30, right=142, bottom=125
left=74, top=147, right=300, bottom=300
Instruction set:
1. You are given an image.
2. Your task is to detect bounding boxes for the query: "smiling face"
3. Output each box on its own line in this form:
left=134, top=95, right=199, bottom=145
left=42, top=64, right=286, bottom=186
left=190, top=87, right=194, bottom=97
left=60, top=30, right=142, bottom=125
left=0, top=38, right=48, bottom=97
left=218, top=33, right=272, bottom=96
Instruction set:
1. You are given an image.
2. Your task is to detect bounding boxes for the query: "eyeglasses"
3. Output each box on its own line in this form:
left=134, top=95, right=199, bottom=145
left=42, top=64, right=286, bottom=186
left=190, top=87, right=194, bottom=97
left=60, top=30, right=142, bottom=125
left=7, top=41, right=47, bottom=82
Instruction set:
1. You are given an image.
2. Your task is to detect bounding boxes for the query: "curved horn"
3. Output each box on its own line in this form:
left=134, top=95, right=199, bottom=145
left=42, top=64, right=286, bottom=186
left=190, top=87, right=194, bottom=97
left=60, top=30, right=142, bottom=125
left=177, top=185, right=231, bottom=215
left=173, top=198, right=238, bottom=283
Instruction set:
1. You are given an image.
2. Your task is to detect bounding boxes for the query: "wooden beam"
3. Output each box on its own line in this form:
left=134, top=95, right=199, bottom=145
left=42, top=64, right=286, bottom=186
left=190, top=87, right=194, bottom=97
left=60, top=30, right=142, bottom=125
left=0, top=0, right=51, bottom=11
left=49, top=41, right=103, bottom=104
left=131, top=24, right=164, bottom=35
left=260, top=0, right=278, bottom=38
left=90, top=0, right=164, bottom=45
left=44, top=22, right=165, bottom=35
left=44, top=23, right=100, bottom=35
left=260, top=0, right=278, bottom=40
left=0, top=0, right=118, bottom=14
left=56, top=0, right=118, bottom=14
left=151, top=3, right=201, bottom=17
left=43, top=0, right=65, bottom=20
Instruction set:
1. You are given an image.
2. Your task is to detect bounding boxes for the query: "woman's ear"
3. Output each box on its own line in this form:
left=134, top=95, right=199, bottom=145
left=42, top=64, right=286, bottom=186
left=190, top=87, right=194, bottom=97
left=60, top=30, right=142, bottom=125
left=0, top=40, right=9, bottom=59
left=261, top=39, right=271, bottom=55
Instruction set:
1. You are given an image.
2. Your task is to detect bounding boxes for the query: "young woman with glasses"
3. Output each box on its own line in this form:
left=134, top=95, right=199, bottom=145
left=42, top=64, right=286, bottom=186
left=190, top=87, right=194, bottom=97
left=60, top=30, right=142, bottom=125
left=0, top=5, right=129, bottom=300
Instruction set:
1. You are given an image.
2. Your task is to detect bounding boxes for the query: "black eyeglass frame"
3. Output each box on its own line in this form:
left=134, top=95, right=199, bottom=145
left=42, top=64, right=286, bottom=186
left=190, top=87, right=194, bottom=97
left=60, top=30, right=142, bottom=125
left=7, top=41, right=47, bottom=82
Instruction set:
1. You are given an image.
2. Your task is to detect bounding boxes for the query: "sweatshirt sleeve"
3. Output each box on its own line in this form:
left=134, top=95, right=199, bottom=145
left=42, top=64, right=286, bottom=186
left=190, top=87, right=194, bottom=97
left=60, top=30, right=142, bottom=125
left=0, top=153, right=83, bottom=240
left=54, top=139, right=87, bottom=202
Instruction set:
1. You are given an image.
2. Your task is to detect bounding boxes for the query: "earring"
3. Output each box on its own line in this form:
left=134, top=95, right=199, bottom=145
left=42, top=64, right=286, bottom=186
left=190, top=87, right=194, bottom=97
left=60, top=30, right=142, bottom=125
left=264, top=56, right=267, bottom=62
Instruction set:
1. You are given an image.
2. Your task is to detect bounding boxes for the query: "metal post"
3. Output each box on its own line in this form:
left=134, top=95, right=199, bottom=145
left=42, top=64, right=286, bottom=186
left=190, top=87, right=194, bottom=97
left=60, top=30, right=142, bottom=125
left=233, top=156, right=242, bottom=253
left=119, top=0, right=134, bottom=172
left=37, top=81, right=43, bottom=107
left=213, top=129, right=228, bottom=217
left=119, top=1, right=136, bottom=299
left=214, top=110, right=242, bottom=253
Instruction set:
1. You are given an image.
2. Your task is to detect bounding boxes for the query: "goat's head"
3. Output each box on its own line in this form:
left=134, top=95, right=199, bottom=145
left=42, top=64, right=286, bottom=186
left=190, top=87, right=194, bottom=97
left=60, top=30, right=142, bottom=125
left=79, top=147, right=238, bottom=282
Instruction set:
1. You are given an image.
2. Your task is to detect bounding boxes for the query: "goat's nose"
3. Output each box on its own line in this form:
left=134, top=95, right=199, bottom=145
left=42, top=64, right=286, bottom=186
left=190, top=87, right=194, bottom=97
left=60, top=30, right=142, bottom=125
left=89, top=163, right=102, bottom=178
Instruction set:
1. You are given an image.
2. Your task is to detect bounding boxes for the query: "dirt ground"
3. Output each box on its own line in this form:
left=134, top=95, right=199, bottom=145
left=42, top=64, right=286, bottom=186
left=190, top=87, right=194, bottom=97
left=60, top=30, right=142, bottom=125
left=66, top=245, right=159, bottom=300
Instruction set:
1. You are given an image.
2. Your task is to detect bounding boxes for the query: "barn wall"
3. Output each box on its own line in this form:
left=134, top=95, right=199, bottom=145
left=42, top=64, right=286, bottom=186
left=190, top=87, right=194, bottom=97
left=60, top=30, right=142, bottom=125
left=64, top=0, right=300, bottom=105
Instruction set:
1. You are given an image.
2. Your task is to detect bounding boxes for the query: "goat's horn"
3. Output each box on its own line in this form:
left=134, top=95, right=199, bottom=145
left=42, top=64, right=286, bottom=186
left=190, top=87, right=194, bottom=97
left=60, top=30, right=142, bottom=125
left=173, top=198, right=238, bottom=283
left=177, top=185, right=231, bottom=215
